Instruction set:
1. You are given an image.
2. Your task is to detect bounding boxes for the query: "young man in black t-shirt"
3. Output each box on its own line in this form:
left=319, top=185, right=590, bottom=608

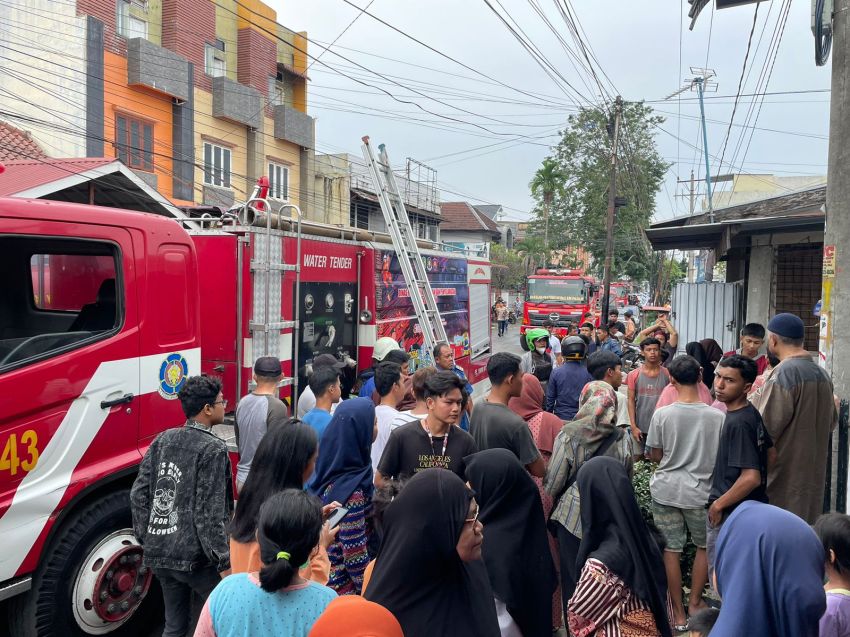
left=375, top=370, right=477, bottom=484
left=706, top=355, right=775, bottom=574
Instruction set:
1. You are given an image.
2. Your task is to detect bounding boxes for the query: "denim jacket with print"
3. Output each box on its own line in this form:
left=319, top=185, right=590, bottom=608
left=130, top=421, right=233, bottom=572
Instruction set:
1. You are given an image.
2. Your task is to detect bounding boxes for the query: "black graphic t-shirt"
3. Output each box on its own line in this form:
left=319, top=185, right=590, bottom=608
left=377, top=420, right=478, bottom=480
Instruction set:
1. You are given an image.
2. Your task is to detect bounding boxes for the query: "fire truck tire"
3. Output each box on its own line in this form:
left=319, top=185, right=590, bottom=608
left=9, top=489, right=162, bottom=637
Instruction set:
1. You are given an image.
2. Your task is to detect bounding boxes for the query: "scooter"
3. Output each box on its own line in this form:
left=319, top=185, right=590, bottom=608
left=621, top=342, right=643, bottom=373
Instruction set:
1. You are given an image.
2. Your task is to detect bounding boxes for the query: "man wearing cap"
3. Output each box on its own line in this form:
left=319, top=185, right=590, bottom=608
left=357, top=337, right=401, bottom=398
left=545, top=336, right=592, bottom=421
left=750, top=313, right=838, bottom=523
left=296, top=353, right=346, bottom=418
left=235, top=357, right=289, bottom=492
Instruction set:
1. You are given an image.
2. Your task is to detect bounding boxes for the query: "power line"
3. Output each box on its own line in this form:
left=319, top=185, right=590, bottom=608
left=717, top=1, right=760, bottom=175
left=307, top=0, right=375, bottom=70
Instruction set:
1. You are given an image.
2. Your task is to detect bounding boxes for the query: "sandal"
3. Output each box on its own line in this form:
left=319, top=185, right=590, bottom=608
left=672, top=621, right=689, bottom=633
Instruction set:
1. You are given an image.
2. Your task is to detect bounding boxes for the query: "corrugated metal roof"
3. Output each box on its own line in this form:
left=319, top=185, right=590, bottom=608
left=0, top=158, right=115, bottom=196
left=0, top=121, right=48, bottom=162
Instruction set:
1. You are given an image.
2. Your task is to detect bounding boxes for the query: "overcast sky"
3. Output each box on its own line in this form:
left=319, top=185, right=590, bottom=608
left=275, top=0, right=831, bottom=223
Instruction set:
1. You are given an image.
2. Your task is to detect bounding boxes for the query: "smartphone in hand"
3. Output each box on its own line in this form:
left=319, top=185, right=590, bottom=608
left=326, top=506, right=349, bottom=530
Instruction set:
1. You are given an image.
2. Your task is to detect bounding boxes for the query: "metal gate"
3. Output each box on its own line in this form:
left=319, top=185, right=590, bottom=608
left=670, top=281, right=744, bottom=354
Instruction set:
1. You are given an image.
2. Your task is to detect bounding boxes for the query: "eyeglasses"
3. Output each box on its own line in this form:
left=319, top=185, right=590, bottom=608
left=211, top=399, right=228, bottom=407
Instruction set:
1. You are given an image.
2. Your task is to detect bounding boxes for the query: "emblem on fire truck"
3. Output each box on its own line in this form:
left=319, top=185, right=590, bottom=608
left=158, top=353, right=189, bottom=400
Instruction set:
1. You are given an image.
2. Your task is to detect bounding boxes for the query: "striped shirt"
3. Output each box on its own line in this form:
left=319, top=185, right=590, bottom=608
left=568, top=558, right=670, bottom=637
left=545, top=431, right=633, bottom=538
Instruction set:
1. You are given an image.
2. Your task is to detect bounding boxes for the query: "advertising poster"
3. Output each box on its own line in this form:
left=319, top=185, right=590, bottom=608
left=297, top=281, right=358, bottom=395
left=375, top=249, right=470, bottom=370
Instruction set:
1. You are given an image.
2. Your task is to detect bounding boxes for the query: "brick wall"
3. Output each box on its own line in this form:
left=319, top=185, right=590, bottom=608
left=77, top=0, right=123, bottom=55
left=237, top=28, right=276, bottom=97
left=162, top=0, right=215, bottom=91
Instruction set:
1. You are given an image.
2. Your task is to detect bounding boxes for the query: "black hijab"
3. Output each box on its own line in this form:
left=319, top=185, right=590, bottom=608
left=576, top=457, right=672, bottom=637
left=465, top=449, right=557, bottom=637
left=686, top=341, right=714, bottom=389
left=364, top=469, right=500, bottom=637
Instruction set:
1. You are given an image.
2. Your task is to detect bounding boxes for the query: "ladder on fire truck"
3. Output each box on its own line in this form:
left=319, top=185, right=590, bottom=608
left=235, top=178, right=303, bottom=399
left=361, top=137, right=449, bottom=355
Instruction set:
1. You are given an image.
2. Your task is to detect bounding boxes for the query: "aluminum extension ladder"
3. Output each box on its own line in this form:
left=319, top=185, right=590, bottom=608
left=360, top=137, right=449, bottom=355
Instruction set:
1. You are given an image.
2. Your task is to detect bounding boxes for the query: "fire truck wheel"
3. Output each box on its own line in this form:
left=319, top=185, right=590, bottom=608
left=9, top=489, right=163, bottom=637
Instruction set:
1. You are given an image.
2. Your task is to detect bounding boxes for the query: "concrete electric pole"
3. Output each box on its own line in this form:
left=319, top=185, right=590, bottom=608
left=821, top=0, right=849, bottom=400
left=601, top=96, right=623, bottom=322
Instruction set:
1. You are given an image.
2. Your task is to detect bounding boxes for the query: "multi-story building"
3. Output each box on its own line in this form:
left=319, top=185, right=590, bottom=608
left=0, top=0, right=314, bottom=212
left=312, top=152, right=442, bottom=240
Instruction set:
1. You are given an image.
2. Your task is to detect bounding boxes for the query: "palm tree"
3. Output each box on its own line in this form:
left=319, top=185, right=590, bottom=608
left=529, top=158, right=564, bottom=256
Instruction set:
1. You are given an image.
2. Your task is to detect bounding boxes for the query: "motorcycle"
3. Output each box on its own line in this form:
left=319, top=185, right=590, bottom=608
left=507, top=310, right=517, bottom=324
left=621, top=342, right=643, bottom=374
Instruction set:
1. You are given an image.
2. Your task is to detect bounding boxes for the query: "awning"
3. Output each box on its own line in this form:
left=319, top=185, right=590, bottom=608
left=645, top=214, right=825, bottom=252
left=281, top=63, right=310, bottom=81
left=0, top=157, right=194, bottom=223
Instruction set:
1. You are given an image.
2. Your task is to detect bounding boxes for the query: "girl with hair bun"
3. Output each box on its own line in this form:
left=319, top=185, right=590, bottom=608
left=194, top=490, right=336, bottom=637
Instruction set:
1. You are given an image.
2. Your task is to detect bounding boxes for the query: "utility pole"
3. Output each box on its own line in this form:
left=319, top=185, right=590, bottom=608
left=821, top=0, right=849, bottom=402
left=677, top=171, right=697, bottom=281
left=667, top=68, right=717, bottom=281
left=601, top=96, right=623, bottom=321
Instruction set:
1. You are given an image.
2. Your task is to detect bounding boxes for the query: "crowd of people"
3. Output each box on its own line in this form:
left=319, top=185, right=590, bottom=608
left=128, top=309, right=848, bottom=637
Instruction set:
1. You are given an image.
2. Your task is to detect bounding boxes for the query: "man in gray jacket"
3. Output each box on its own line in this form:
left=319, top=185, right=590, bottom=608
left=131, top=375, right=232, bottom=637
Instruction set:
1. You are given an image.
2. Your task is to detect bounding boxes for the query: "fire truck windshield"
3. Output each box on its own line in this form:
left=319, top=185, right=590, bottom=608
left=527, top=278, right=587, bottom=304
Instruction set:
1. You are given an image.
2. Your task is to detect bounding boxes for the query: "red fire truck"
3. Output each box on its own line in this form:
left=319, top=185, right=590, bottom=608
left=0, top=195, right=491, bottom=635
left=519, top=268, right=600, bottom=342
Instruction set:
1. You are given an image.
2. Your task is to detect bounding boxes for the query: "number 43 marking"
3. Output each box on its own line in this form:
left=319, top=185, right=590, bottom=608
left=0, top=430, right=39, bottom=476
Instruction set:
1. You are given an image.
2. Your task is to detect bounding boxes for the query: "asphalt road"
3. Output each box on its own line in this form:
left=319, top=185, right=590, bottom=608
left=491, top=320, right=525, bottom=357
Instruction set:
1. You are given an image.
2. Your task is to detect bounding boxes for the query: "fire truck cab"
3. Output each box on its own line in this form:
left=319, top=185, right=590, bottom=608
left=519, top=268, right=599, bottom=343
left=0, top=195, right=492, bottom=635
left=0, top=198, right=197, bottom=635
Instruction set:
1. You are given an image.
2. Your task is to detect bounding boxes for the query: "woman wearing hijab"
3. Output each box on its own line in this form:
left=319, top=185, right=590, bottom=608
left=465, top=449, right=557, bottom=637
left=545, top=381, right=633, bottom=609
left=309, top=596, right=403, bottom=637
left=569, top=457, right=672, bottom=637
left=365, top=469, right=500, bottom=637
left=700, top=339, right=724, bottom=373
left=310, top=397, right=376, bottom=595
left=711, top=500, right=825, bottom=637
left=508, top=373, right=565, bottom=631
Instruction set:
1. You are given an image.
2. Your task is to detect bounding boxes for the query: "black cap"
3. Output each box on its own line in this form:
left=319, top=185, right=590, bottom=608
left=313, top=353, right=346, bottom=370
left=254, top=356, right=282, bottom=375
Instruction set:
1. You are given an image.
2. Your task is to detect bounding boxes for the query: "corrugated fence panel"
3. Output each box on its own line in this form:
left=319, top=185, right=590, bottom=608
left=671, top=282, right=743, bottom=355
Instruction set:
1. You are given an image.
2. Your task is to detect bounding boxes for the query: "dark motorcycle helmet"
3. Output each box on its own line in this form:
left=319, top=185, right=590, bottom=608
left=561, top=335, right=587, bottom=361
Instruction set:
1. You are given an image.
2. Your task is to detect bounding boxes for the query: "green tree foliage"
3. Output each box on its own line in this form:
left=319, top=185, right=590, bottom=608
left=529, top=102, right=669, bottom=282
left=648, top=254, right=688, bottom=305
left=489, top=244, right=527, bottom=292
left=529, top=157, right=564, bottom=252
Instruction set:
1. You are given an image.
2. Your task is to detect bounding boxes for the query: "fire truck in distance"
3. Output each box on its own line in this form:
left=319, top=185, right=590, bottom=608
left=520, top=268, right=600, bottom=342
left=0, top=193, right=491, bottom=636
